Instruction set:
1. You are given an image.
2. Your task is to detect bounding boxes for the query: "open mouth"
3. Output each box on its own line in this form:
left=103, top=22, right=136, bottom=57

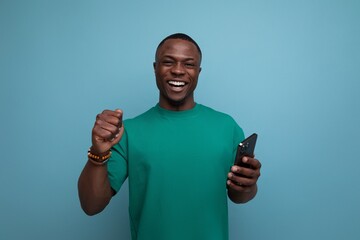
left=167, top=80, right=188, bottom=92
left=168, top=80, right=187, bottom=87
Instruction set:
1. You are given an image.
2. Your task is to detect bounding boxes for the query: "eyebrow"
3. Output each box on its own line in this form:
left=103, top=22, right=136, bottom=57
left=162, top=55, right=196, bottom=61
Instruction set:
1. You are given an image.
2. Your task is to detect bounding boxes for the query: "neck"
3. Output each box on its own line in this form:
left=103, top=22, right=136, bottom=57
left=159, top=98, right=195, bottom=111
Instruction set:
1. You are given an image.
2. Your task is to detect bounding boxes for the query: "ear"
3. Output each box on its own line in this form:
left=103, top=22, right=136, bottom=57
left=199, top=67, right=202, bottom=73
left=153, top=62, right=156, bottom=70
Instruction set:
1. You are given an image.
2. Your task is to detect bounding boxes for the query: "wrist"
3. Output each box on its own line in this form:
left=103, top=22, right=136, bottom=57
left=88, top=147, right=112, bottom=166
left=89, top=146, right=110, bottom=157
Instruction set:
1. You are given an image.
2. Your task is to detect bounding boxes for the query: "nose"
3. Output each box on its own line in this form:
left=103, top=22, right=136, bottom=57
left=171, top=62, right=185, bottom=76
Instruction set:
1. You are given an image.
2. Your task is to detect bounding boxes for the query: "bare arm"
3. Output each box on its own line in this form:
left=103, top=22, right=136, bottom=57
left=78, top=109, right=124, bottom=215
left=78, top=160, right=114, bottom=215
left=227, top=156, right=261, bottom=203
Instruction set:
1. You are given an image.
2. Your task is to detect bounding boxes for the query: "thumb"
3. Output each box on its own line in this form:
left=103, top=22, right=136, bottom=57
left=115, top=109, right=123, bottom=115
left=115, top=108, right=123, bottom=127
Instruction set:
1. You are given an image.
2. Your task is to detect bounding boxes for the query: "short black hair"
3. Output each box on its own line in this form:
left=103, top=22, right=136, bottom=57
left=155, top=33, right=202, bottom=62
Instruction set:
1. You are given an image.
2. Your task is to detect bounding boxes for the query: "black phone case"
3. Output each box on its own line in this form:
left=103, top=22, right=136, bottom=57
left=234, top=133, right=258, bottom=167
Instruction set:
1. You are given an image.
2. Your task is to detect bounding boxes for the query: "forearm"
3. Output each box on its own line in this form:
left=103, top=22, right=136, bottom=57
left=228, top=184, right=258, bottom=204
left=78, top=160, right=113, bottom=215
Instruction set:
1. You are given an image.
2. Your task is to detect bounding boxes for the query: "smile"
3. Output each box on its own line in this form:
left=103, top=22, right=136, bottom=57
left=168, top=80, right=187, bottom=87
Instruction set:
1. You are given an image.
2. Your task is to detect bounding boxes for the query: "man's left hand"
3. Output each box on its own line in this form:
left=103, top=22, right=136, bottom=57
left=227, top=156, right=261, bottom=203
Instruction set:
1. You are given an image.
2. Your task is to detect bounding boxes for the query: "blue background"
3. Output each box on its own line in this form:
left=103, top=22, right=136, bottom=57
left=1, top=0, right=359, bottom=239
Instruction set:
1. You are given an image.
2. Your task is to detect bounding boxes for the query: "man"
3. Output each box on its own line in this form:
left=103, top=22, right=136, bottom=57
left=78, top=33, right=261, bottom=240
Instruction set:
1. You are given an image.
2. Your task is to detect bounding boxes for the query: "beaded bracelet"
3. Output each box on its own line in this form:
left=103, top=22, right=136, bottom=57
left=88, top=149, right=111, bottom=161
left=87, top=149, right=111, bottom=166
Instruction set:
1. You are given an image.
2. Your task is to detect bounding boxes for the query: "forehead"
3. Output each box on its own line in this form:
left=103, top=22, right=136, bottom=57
left=156, top=39, right=200, bottom=60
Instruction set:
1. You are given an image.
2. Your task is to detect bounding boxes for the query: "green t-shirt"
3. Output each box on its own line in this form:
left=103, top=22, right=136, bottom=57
left=108, top=103, right=245, bottom=240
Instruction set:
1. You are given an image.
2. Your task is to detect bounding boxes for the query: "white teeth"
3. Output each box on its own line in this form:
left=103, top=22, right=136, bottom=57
left=168, top=81, right=186, bottom=86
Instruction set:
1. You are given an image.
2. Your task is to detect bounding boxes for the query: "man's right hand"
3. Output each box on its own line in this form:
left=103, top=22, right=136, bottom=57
left=91, top=109, right=124, bottom=155
left=78, top=109, right=123, bottom=215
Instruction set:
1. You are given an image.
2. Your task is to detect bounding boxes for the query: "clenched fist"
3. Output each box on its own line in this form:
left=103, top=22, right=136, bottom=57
left=91, top=109, right=124, bottom=155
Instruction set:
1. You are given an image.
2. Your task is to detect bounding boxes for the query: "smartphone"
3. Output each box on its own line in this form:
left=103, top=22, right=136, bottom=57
left=234, top=133, right=258, bottom=167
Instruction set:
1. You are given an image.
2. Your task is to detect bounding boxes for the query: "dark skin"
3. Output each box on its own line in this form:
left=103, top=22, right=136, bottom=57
left=78, top=110, right=123, bottom=215
left=227, top=157, right=261, bottom=203
left=78, top=38, right=261, bottom=215
left=153, top=38, right=202, bottom=111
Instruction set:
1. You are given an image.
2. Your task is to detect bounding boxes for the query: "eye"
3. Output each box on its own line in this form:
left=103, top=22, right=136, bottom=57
left=162, top=60, right=174, bottom=66
left=184, top=62, right=196, bottom=68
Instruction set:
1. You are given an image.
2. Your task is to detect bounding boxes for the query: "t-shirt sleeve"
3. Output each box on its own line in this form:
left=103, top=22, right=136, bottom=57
left=231, top=118, right=245, bottom=162
left=107, top=129, right=129, bottom=193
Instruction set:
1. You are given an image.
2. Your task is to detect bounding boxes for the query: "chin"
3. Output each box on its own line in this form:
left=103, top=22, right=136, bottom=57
left=160, top=94, right=188, bottom=108
left=168, top=97, right=186, bottom=106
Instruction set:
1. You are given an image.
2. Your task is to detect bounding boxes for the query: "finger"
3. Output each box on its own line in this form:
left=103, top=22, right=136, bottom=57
left=97, top=109, right=122, bottom=119
left=227, top=179, right=243, bottom=190
left=230, top=165, right=260, bottom=179
left=110, top=125, right=125, bottom=143
left=93, top=127, right=115, bottom=142
left=227, top=180, right=254, bottom=192
left=227, top=172, right=242, bottom=185
left=114, top=109, right=123, bottom=128
left=93, top=120, right=121, bottom=141
left=242, top=157, right=262, bottom=170
left=97, top=111, right=123, bottom=128
left=101, top=109, right=123, bottom=118
left=228, top=172, right=255, bottom=187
